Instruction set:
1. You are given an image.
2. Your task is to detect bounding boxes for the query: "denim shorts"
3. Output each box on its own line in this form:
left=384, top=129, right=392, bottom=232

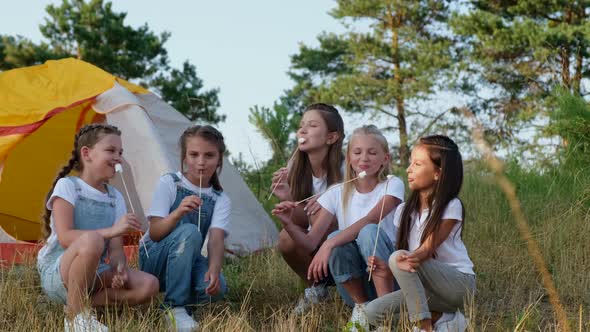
left=38, top=252, right=111, bottom=304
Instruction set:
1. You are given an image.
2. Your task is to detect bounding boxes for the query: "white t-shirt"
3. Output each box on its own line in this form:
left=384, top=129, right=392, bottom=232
left=312, top=175, right=327, bottom=194
left=38, top=177, right=127, bottom=262
left=393, top=198, right=474, bottom=275
left=308, top=161, right=346, bottom=195
left=317, top=176, right=405, bottom=244
left=147, top=172, right=231, bottom=236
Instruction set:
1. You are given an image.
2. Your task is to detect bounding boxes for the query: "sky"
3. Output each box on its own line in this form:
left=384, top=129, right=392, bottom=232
left=0, top=0, right=347, bottom=163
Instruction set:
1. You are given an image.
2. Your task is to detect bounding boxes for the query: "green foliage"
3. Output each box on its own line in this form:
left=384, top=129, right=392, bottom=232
left=40, top=0, right=169, bottom=80
left=546, top=89, right=590, bottom=167
left=248, top=103, right=300, bottom=165
left=284, top=0, right=456, bottom=167
left=0, top=0, right=222, bottom=124
left=450, top=0, right=590, bottom=146
left=151, top=61, right=222, bottom=123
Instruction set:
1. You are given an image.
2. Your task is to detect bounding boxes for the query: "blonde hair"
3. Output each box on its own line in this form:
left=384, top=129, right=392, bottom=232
left=341, top=125, right=391, bottom=218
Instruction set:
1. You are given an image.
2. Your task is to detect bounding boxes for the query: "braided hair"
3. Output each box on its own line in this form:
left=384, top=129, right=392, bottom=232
left=41, top=124, right=121, bottom=240
left=179, top=125, right=226, bottom=191
left=396, top=135, right=464, bottom=256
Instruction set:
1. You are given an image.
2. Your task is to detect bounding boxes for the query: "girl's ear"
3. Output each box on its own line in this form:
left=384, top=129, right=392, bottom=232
left=384, top=152, right=391, bottom=167
left=326, top=132, right=339, bottom=145
left=434, top=167, right=441, bottom=181
left=80, top=146, right=90, bottom=161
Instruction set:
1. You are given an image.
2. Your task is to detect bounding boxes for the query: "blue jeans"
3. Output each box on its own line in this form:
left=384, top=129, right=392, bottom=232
left=328, top=223, right=395, bottom=306
left=139, top=223, right=227, bottom=308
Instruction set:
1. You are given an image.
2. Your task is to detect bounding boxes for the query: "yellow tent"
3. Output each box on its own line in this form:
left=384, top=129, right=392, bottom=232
left=0, top=59, right=277, bottom=255
left=0, top=58, right=147, bottom=241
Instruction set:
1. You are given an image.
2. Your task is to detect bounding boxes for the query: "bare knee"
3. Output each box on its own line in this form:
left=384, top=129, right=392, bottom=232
left=141, top=275, right=160, bottom=300
left=277, top=229, right=296, bottom=255
left=77, top=232, right=105, bottom=258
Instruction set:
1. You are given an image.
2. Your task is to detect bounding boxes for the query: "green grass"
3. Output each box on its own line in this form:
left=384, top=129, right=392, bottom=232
left=1, top=164, right=588, bottom=331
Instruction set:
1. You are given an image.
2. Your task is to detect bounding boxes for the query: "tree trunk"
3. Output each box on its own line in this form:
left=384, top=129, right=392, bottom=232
left=387, top=2, right=410, bottom=168
left=573, top=7, right=584, bottom=95
left=561, top=7, right=572, bottom=90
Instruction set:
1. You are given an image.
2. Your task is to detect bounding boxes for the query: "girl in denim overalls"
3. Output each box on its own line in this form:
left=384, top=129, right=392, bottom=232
left=140, top=125, right=231, bottom=332
left=37, top=124, right=159, bottom=332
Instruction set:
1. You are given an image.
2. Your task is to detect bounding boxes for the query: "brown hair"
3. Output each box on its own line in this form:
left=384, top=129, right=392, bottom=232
left=179, top=125, right=226, bottom=191
left=396, top=135, right=464, bottom=257
left=42, top=124, right=122, bottom=240
left=287, top=103, right=345, bottom=201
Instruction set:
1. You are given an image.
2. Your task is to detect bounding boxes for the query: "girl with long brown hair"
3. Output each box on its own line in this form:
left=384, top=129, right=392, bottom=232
left=270, top=103, right=345, bottom=314
left=365, top=135, right=475, bottom=332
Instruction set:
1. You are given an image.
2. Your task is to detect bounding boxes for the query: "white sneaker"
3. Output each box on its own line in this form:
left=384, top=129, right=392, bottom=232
left=64, top=311, right=108, bottom=332
left=348, top=302, right=369, bottom=332
left=165, top=307, right=200, bottom=332
left=292, top=283, right=329, bottom=315
left=434, top=311, right=467, bottom=332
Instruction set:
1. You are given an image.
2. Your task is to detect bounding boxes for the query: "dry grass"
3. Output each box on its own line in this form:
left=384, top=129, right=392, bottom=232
left=1, top=167, right=589, bottom=331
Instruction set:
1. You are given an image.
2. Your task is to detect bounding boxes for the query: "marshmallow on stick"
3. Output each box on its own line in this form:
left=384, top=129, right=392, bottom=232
left=368, top=175, right=393, bottom=282
left=296, top=170, right=367, bottom=205
left=267, top=137, right=306, bottom=200
left=115, top=163, right=149, bottom=258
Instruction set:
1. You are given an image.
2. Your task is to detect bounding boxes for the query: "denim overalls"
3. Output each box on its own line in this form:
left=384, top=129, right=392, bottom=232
left=37, top=176, right=117, bottom=304
left=139, top=173, right=228, bottom=308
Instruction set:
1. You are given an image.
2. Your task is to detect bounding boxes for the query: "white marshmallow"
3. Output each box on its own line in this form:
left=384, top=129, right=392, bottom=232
left=298, top=137, right=306, bottom=144
left=115, top=163, right=123, bottom=173
left=358, top=171, right=367, bottom=178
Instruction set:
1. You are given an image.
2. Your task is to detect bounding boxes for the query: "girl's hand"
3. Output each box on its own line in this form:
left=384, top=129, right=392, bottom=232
left=204, top=270, right=221, bottom=296
left=112, top=213, right=142, bottom=237
left=304, top=196, right=321, bottom=217
left=270, top=168, right=292, bottom=201
left=174, top=195, right=202, bottom=217
left=368, top=256, right=393, bottom=280
left=396, top=252, right=420, bottom=272
left=307, top=244, right=332, bottom=283
left=271, top=201, right=298, bottom=227
left=112, top=263, right=128, bottom=289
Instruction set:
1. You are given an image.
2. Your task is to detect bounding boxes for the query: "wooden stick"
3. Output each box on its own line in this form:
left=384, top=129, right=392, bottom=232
left=115, top=164, right=149, bottom=258
left=198, top=171, right=203, bottom=230
left=267, top=146, right=299, bottom=200
left=296, top=171, right=367, bottom=205
left=368, top=175, right=393, bottom=282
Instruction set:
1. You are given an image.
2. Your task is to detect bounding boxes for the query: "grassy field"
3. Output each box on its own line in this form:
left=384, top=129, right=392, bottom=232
left=1, top=164, right=589, bottom=331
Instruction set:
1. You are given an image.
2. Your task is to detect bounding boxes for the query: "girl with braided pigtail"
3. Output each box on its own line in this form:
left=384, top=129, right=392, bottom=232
left=37, top=124, right=159, bottom=332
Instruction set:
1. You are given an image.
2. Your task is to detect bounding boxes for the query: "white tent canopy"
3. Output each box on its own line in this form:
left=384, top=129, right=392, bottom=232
left=93, top=83, right=278, bottom=255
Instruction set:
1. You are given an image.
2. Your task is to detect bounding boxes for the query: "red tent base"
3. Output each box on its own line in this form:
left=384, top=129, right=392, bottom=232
left=0, top=243, right=139, bottom=268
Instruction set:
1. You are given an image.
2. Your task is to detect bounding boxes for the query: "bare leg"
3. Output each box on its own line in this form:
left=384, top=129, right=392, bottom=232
left=341, top=278, right=370, bottom=304
left=277, top=229, right=314, bottom=286
left=91, top=269, right=159, bottom=306
left=369, top=257, right=394, bottom=297
left=59, top=232, right=104, bottom=318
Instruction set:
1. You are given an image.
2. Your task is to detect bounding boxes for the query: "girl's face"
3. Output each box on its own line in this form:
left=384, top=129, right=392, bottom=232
left=296, top=110, right=338, bottom=153
left=183, top=136, right=221, bottom=186
left=407, top=145, right=440, bottom=192
left=348, top=134, right=390, bottom=178
left=82, top=134, right=123, bottom=180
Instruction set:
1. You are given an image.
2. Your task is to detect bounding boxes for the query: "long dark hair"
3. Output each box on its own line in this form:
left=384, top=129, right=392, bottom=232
left=42, top=124, right=122, bottom=240
left=287, top=103, right=345, bottom=201
left=179, top=125, right=226, bottom=191
left=396, top=135, right=464, bottom=257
